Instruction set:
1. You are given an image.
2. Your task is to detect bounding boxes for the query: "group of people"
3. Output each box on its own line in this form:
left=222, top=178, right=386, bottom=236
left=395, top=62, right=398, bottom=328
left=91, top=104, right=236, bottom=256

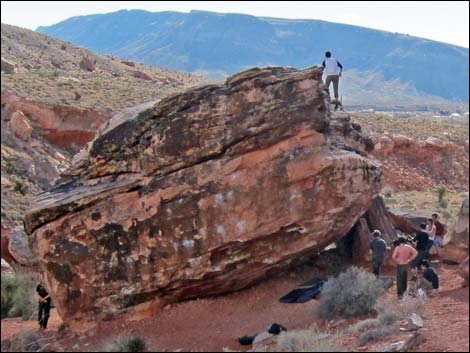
left=370, top=213, right=447, bottom=299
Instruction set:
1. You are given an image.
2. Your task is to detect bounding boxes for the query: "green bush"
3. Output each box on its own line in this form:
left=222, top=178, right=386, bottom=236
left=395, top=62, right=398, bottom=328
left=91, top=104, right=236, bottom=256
left=107, top=337, right=146, bottom=352
left=13, top=180, right=28, bottom=196
left=437, top=186, right=447, bottom=203
left=1, top=271, right=40, bottom=320
left=317, top=267, right=384, bottom=319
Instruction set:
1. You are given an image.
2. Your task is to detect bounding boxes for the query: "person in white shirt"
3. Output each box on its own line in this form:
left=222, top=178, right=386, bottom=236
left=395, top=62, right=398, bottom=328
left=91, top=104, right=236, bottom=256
left=322, top=51, right=343, bottom=102
left=425, top=218, right=439, bottom=256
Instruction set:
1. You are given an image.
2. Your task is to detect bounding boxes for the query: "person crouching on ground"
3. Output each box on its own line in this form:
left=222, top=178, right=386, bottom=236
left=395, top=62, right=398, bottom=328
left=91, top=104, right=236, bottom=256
left=412, top=224, right=430, bottom=270
left=420, top=259, right=439, bottom=294
left=370, top=230, right=387, bottom=278
left=392, top=237, right=418, bottom=299
left=36, top=284, right=51, bottom=330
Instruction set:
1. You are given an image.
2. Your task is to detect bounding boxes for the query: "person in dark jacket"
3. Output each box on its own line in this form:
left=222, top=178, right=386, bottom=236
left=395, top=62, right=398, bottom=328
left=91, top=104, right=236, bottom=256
left=412, top=224, right=429, bottom=270
left=421, top=260, right=439, bottom=289
left=369, top=230, right=387, bottom=278
left=36, top=284, right=51, bottom=329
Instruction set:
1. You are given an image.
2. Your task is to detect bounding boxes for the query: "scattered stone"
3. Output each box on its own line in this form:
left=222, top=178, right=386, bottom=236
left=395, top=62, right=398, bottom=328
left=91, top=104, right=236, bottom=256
left=79, top=56, right=95, bottom=72
left=1, top=258, right=14, bottom=276
left=121, top=60, right=136, bottom=67
left=406, top=313, right=424, bottom=331
left=51, top=58, right=61, bottom=68
left=133, top=70, right=153, bottom=80
left=1, top=57, right=18, bottom=73
left=379, top=333, right=425, bottom=352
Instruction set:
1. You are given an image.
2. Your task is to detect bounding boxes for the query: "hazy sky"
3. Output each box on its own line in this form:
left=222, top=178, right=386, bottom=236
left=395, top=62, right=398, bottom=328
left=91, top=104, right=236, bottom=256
left=1, top=1, right=469, bottom=48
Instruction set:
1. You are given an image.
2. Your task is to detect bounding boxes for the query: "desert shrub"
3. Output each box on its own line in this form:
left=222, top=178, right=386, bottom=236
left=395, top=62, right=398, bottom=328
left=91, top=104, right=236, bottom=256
left=317, top=267, right=384, bottom=319
left=437, top=186, right=447, bottom=203
left=13, top=179, right=28, bottom=195
left=106, top=336, right=146, bottom=352
left=1, top=271, right=40, bottom=320
left=349, top=318, right=382, bottom=334
left=375, top=296, right=422, bottom=320
left=1, top=329, right=41, bottom=352
left=358, top=325, right=396, bottom=347
left=378, top=312, right=400, bottom=326
left=275, top=330, right=341, bottom=352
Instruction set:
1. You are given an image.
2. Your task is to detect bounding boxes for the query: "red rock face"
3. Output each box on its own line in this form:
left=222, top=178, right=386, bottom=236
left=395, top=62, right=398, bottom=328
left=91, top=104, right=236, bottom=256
left=1, top=92, right=110, bottom=153
left=25, top=67, right=382, bottom=323
left=1, top=223, right=16, bottom=265
left=373, top=134, right=469, bottom=191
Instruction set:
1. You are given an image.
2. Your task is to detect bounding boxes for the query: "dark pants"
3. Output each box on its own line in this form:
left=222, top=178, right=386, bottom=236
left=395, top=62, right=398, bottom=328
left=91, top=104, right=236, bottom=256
left=372, top=259, right=383, bottom=278
left=325, top=75, right=340, bottom=100
left=412, top=250, right=427, bottom=269
left=38, top=301, right=51, bottom=328
left=397, top=264, right=408, bottom=299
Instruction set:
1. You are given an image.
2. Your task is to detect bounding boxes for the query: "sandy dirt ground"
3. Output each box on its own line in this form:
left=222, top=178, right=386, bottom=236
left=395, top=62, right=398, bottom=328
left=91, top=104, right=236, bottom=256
left=1, top=261, right=468, bottom=352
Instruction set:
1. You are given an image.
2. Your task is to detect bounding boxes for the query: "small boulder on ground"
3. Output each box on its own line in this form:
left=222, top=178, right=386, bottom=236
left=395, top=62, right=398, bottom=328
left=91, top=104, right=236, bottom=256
left=121, top=60, right=136, bottom=67
left=1, top=57, right=18, bottom=73
left=406, top=313, right=424, bottom=331
left=9, top=110, right=33, bottom=142
left=79, top=56, right=95, bottom=72
left=133, top=70, right=153, bottom=80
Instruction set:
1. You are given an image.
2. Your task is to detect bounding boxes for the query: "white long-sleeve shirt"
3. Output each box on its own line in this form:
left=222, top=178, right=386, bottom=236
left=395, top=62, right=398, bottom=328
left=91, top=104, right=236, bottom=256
left=322, top=57, right=343, bottom=76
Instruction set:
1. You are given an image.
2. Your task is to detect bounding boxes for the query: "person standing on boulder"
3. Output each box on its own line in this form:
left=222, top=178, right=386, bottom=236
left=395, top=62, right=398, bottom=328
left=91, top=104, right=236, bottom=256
left=322, top=51, right=343, bottom=103
left=392, top=237, right=418, bottom=299
left=36, top=284, right=51, bottom=330
left=369, top=230, right=387, bottom=278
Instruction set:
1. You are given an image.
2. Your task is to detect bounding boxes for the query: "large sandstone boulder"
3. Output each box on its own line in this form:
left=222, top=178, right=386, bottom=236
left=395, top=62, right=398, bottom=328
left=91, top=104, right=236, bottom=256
left=442, top=199, right=469, bottom=263
left=450, top=198, right=469, bottom=248
left=8, top=227, right=38, bottom=266
left=25, top=67, right=382, bottom=323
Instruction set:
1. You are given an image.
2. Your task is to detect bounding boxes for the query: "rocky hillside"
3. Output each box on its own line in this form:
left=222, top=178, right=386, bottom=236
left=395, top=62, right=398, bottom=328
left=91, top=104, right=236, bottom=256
left=352, top=114, right=469, bottom=192
left=37, top=10, right=469, bottom=104
left=1, top=23, right=207, bottom=230
left=1, top=23, right=205, bottom=111
left=25, top=66, right=382, bottom=323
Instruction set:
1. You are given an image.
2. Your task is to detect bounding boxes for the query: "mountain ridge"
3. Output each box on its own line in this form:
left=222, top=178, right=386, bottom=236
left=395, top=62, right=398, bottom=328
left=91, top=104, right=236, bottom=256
left=37, top=9, right=469, bottom=105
